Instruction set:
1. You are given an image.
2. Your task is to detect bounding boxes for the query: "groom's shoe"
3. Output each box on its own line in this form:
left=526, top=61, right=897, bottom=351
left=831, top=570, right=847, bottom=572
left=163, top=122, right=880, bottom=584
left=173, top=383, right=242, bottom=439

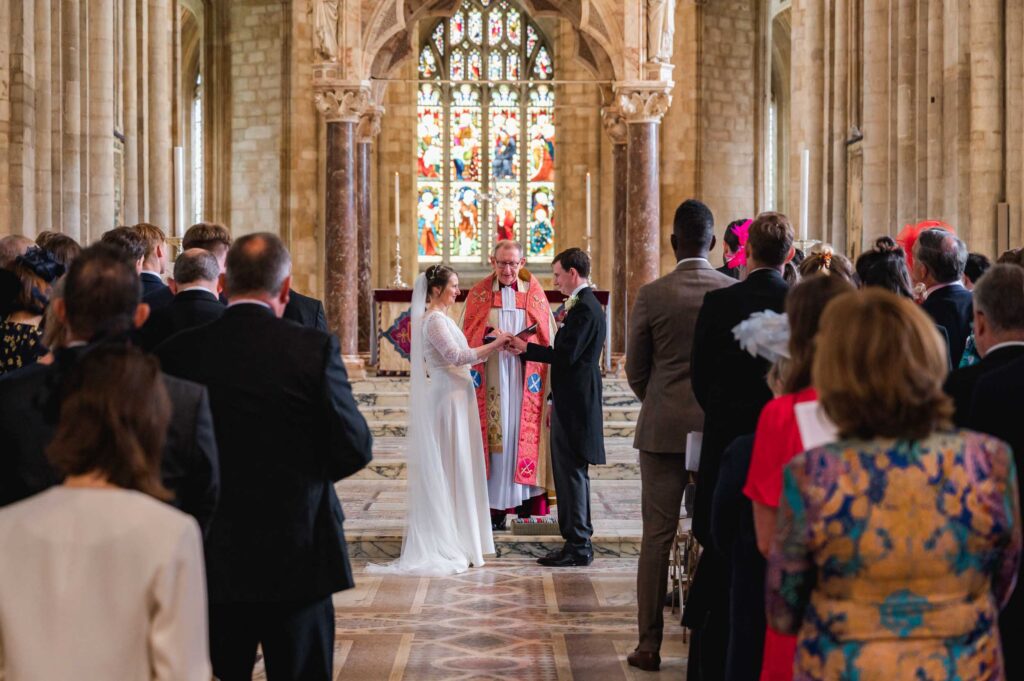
left=538, top=552, right=593, bottom=567
left=627, top=649, right=661, bottom=672
left=539, top=546, right=566, bottom=562
left=491, top=514, right=508, bottom=532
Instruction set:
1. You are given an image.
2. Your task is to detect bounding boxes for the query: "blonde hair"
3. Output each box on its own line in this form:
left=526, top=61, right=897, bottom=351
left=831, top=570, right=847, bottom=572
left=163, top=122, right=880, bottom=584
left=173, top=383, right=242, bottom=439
left=799, top=245, right=854, bottom=282
left=813, top=289, right=953, bottom=440
left=132, top=222, right=166, bottom=260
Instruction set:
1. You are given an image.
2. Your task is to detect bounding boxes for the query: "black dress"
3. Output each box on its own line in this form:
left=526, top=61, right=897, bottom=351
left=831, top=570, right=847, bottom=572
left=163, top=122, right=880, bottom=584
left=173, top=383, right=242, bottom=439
left=0, top=319, right=45, bottom=376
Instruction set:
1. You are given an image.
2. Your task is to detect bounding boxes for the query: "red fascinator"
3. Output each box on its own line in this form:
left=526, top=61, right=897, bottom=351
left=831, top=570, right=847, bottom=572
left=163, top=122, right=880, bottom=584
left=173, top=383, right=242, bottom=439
left=896, top=220, right=955, bottom=272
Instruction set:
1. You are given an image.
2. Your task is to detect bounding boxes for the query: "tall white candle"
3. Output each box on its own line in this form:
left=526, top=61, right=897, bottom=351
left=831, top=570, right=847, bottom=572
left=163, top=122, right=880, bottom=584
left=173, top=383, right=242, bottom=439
left=394, top=172, right=400, bottom=238
left=799, top=148, right=810, bottom=242
left=585, top=172, right=592, bottom=246
left=173, top=146, right=185, bottom=237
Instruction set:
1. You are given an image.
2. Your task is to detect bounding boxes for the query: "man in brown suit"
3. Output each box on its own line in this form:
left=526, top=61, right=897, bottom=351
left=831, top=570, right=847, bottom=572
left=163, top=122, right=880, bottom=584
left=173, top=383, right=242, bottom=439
left=625, top=199, right=735, bottom=671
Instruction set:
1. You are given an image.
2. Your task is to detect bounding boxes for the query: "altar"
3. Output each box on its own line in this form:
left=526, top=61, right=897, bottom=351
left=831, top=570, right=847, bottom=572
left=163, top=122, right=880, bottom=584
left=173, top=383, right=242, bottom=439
left=371, top=288, right=612, bottom=375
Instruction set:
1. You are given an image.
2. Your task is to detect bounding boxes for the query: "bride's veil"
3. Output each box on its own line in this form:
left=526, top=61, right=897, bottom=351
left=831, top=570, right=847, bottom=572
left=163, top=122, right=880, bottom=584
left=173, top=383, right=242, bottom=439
left=368, top=273, right=468, bottom=575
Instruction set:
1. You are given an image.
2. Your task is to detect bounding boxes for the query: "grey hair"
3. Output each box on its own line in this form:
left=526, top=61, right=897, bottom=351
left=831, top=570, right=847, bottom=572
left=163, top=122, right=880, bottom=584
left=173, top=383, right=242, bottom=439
left=914, top=228, right=967, bottom=283
left=225, top=233, right=291, bottom=296
left=173, top=248, right=221, bottom=286
left=0, top=234, right=35, bottom=268
left=973, top=264, right=1024, bottom=332
left=492, top=240, right=524, bottom=258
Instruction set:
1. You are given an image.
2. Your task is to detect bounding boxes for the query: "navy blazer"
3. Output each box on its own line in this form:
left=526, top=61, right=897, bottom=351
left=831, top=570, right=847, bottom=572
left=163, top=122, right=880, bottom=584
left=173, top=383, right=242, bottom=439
left=140, top=288, right=225, bottom=351
left=921, top=283, right=973, bottom=367
left=283, top=290, right=328, bottom=332
left=141, top=271, right=174, bottom=311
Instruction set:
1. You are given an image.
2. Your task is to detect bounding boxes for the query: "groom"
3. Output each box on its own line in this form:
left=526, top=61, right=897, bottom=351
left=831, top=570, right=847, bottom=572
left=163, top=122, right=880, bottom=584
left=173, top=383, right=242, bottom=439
left=509, top=247, right=606, bottom=566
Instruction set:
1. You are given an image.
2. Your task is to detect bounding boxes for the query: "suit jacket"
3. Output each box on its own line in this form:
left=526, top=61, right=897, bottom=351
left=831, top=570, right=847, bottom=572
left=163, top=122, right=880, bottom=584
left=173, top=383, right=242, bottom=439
left=963, top=360, right=1024, bottom=676
left=690, top=268, right=789, bottom=545
left=140, top=288, right=225, bottom=351
left=627, top=259, right=735, bottom=453
left=155, top=304, right=373, bottom=602
left=283, top=290, right=328, bottom=332
left=921, top=283, right=973, bottom=367
left=944, top=344, right=1024, bottom=427
left=524, top=286, right=606, bottom=465
left=141, top=271, right=174, bottom=311
left=0, top=345, right=220, bottom=532
left=716, top=264, right=741, bottom=281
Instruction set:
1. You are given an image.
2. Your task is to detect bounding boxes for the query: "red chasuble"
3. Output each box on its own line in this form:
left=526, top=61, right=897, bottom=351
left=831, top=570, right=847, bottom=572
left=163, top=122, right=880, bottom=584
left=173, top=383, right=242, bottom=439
left=463, top=274, right=552, bottom=486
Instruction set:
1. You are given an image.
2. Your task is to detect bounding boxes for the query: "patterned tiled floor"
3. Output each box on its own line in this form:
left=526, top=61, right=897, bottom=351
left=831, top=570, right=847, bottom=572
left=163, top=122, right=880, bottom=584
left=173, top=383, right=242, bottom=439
left=252, top=559, right=689, bottom=680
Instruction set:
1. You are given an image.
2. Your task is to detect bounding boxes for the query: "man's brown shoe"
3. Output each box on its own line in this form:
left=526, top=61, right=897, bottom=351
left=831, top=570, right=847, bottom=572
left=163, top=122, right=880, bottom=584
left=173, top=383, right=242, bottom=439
left=627, top=649, right=661, bottom=672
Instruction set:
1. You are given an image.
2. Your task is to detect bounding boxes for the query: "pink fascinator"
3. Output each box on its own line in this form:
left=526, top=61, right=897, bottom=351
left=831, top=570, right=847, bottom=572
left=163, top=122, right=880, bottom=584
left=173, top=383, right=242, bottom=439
left=726, top=219, right=753, bottom=269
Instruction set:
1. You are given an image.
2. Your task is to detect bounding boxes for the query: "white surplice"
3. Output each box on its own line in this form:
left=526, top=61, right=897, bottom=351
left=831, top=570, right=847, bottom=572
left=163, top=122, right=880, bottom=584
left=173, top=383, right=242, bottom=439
left=488, top=285, right=545, bottom=510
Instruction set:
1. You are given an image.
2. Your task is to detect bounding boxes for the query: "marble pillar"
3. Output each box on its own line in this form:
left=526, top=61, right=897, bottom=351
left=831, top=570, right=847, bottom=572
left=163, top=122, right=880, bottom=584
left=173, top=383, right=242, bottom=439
left=316, top=85, right=369, bottom=367
left=617, top=89, right=670, bottom=327
left=355, top=107, right=381, bottom=355
left=147, top=0, right=171, bottom=229
left=602, top=107, right=629, bottom=355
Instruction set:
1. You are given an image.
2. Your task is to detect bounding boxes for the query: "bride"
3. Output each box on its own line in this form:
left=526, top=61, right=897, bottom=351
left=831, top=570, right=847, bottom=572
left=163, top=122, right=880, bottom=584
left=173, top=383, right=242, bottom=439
left=370, top=265, right=511, bottom=576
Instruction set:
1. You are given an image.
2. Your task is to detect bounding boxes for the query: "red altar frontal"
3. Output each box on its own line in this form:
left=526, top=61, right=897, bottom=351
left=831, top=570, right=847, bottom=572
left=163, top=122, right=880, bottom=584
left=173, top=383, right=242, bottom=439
left=371, top=288, right=612, bottom=376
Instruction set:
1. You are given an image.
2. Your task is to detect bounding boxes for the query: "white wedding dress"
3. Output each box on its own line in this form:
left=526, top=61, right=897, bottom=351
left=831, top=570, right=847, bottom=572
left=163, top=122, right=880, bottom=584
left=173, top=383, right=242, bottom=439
left=368, top=275, right=495, bottom=576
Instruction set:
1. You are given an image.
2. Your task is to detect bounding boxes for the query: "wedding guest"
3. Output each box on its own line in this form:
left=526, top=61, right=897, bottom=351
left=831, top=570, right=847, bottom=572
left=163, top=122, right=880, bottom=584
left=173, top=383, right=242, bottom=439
left=0, top=345, right=211, bottom=680
left=101, top=226, right=148, bottom=272
left=0, top=234, right=34, bottom=267
left=0, top=243, right=220, bottom=532
left=460, top=240, right=557, bottom=531
left=768, top=289, right=1021, bottom=680
left=730, top=274, right=854, bottom=681
left=0, top=235, right=33, bottom=319
left=686, top=211, right=793, bottom=681
left=40, top=232, right=82, bottom=269
left=797, top=245, right=853, bottom=282
left=964, top=252, right=992, bottom=290
left=717, top=219, right=748, bottom=280
left=38, top=278, right=68, bottom=364
left=855, top=236, right=914, bottom=298
left=998, top=247, right=1024, bottom=267
left=141, top=248, right=225, bottom=351
left=134, top=222, right=173, bottom=310
left=945, top=264, right=1024, bottom=426
left=913, top=227, right=973, bottom=366
left=0, top=247, right=64, bottom=376
left=625, top=199, right=734, bottom=672
left=156, top=233, right=372, bottom=681
left=509, top=247, right=606, bottom=568
left=33, top=230, right=57, bottom=249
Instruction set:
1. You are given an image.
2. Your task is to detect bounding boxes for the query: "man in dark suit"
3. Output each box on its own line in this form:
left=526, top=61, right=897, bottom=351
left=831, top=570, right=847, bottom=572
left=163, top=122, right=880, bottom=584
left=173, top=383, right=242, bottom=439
left=0, top=243, right=220, bottom=532
left=685, top=211, right=793, bottom=681
left=912, top=228, right=973, bottom=366
left=133, top=222, right=174, bottom=310
left=944, top=264, right=1024, bottom=425
left=509, top=247, right=606, bottom=567
left=141, top=248, right=225, bottom=350
left=156, top=233, right=372, bottom=681
left=182, top=221, right=329, bottom=331
left=100, top=226, right=147, bottom=273
left=625, top=200, right=735, bottom=672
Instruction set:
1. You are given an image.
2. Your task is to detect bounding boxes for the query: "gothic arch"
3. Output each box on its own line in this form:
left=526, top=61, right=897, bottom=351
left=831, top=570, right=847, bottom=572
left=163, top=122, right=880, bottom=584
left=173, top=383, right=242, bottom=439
left=363, top=0, right=623, bottom=82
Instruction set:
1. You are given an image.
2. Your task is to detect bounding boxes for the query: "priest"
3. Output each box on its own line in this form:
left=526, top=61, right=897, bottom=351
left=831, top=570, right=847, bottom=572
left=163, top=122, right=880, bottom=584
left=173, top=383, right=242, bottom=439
left=461, top=240, right=557, bottom=530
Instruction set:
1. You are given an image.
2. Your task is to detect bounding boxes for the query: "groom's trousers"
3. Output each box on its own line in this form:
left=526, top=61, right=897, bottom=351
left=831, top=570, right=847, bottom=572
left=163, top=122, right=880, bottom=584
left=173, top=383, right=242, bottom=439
left=551, top=408, right=594, bottom=557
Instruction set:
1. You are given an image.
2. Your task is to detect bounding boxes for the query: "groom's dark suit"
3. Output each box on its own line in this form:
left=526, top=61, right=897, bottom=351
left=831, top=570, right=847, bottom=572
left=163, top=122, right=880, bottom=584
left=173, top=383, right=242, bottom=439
left=524, top=285, right=606, bottom=560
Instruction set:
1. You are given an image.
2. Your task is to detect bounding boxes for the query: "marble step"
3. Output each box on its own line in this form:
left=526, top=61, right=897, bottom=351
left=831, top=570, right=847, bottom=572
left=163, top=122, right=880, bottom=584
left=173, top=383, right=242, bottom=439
left=336, top=478, right=647, bottom=561
left=352, top=377, right=637, bottom=396
left=368, top=419, right=637, bottom=439
left=356, top=390, right=641, bottom=408
left=354, top=437, right=640, bottom=481
left=357, top=404, right=642, bottom=424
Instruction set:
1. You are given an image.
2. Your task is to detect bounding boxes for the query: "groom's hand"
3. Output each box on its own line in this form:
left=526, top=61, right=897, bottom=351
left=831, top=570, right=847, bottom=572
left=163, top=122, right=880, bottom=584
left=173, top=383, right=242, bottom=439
left=508, top=336, right=528, bottom=355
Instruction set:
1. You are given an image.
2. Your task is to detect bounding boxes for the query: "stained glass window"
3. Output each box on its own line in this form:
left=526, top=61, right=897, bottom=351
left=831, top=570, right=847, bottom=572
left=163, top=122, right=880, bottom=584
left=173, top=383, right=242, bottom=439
left=416, top=0, right=555, bottom=265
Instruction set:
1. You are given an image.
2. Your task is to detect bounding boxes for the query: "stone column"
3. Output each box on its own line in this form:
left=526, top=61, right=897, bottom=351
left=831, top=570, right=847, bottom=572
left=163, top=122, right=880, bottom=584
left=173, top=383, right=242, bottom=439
left=35, top=0, right=53, bottom=231
left=969, top=0, right=1003, bottom=254
left=122, top=0, right=139, bottom=224
left=601, top=106, right=629, bottom=355
left=88, top=0, right=115, bottom=235
left=147, top=0, right=171, bottom=229
left=61, top=0, right=82, bottom=240
left=355, top=105, right=382, bottom=355
left=860, top=0, right=891, bottom=246
left=617, top=87, right=671, bottom=326
left=315, top=82, right=369, bottom=370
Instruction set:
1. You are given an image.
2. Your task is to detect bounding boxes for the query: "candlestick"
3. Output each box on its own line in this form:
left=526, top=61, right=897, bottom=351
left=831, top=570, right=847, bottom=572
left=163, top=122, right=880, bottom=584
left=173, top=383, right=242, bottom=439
left=394, top=172, right=400, bottom=238
left=585, top=172, right=592, bottom=251
left=799, top=148, right=810, bottom=242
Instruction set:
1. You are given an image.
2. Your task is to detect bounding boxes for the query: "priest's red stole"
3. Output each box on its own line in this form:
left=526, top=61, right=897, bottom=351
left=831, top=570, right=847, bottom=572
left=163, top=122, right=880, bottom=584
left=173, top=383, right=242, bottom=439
left=463, top=274, right=551, bottom=486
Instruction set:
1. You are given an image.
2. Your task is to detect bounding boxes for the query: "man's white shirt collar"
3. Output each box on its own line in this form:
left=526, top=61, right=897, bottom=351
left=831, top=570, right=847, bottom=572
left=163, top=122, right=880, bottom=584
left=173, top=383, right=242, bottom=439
left=227, top=299, right=272, bottom=310
left=179, top=285, right=219, bottom=298
left=924, top=280, right=965, bottom=299
left=677, top=257, right=711, bottom=267
left=569, top=283, right=590, bottom=298
left=986, top=341, right=1024, bottom=355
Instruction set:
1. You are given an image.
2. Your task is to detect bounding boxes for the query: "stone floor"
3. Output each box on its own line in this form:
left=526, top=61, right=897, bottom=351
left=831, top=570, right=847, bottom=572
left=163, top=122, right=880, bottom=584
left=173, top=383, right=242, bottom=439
left=251, top=375, right=691, bottom=679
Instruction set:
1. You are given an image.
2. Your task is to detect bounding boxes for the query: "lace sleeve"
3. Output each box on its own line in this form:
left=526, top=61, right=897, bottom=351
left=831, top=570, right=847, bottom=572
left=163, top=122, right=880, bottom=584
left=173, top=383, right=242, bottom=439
left=424, top=313, right=479, bottom=367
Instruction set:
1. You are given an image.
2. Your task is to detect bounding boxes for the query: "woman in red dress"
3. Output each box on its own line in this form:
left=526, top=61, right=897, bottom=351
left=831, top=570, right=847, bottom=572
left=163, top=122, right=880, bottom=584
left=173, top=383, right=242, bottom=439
left=743, top=273, right=854, bottom=681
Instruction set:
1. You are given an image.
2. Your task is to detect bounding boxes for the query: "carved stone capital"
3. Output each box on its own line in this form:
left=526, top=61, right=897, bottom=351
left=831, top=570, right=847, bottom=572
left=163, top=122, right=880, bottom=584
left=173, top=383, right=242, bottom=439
left=314, top=82, right=371, bottom=124
left=615, top=87, right=672, bottom=124
left=601, top=107, right=628, bottom=145
left=356, top=105, right=385, bottom=143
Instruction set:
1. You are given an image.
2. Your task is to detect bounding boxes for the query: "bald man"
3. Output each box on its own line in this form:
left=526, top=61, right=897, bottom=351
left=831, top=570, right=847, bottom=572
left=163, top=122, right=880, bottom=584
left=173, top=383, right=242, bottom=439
left=142, top=248, right=225, bottom=350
